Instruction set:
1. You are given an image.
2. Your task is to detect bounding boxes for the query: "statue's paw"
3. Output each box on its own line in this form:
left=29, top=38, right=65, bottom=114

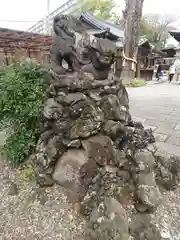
left=53, top=66, right=66, bottom=75
left=65, top=68, right=74, bottom=73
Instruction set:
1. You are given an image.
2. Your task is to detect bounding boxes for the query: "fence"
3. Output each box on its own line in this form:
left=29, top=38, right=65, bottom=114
left=0, top=48, right=51, bottom=66
left=0, top=27, right=52, bottom=67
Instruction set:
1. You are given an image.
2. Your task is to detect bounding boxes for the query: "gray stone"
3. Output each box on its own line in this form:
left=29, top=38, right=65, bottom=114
left=62, top=139, right=81, bottom=148
left=82, top=135, right=116, bottom=166
left=156, top=164, right=175, bottom=190
left=153, top=133, right=168, bottom=142
left=86, top=197, right=129, bottom=240
left=88, top=92, right=101, bottom=101
left=132, top=150, right=162, bottom=212
left=129, top=214, right=162, bottom=240
left=115, top=150, right=129, bottom=168
left=135, top=172, right=162, bottom=212
left=36, top=173, right=54, bottom=187
left=155, top=155, right=180, bottom=189
left=45, top=136, right=65, bottom=160
left=117, top=85, right=129, bottom=109
left=40, top=130, right=54, bottom=143
left=90, top=79, right=116, bottom=88
left=52, top=149, right=98, bottom=201
left=53, top=149, right=86, bottom=192
left=134, top=150, right=156, bottom=173
left=61, top=93, right=87, bottom=105
left=43, top=98, right=63, bottom=120
left=69, top=104, right=103, bottom=139
left=100, top=85, right=118, bottom=95
left=54, top=74, right=115, bottom=90
left=146, top=143, right=157, bottom=154
left=100, top=95, right=129, bottom=123
left=104, top=120, right=125, bottom=139
left=8, top=183, right=18, bottom=196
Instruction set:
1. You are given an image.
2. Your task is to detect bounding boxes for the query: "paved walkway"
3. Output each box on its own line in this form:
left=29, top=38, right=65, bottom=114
left=128, top=81, right=180, bottom=157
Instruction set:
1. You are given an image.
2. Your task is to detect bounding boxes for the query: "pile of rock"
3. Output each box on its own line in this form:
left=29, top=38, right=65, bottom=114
left=32, top=71, right=180, bottom=239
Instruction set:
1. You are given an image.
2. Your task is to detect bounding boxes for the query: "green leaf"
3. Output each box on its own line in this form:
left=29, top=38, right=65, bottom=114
left=0, top=59, right=50, bottom=164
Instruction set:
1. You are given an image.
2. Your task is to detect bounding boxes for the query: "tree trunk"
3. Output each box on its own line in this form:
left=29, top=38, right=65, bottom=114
left=122, top=0, right=144, bottom=80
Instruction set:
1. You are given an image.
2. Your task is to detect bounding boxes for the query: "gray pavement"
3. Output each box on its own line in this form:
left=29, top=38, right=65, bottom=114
left=128, top=80, right=180, bottom=157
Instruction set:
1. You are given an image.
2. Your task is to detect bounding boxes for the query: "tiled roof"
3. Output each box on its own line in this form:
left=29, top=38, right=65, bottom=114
left=79, top=12, right=124, bottom=41
left=0, top=27, right=52, bottom=51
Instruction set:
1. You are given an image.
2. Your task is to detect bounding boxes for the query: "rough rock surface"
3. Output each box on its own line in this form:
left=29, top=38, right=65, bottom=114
left=129, top=214, right=162, bottom=240
left=32, top=69, right=180, bottom=239
left=133, top=150, right=162, bottom=212
left=52, top=149, right=89, bottom=201
left=86, top=197, right=129, bottom=240
left=155, top=155, right=180, bottom=190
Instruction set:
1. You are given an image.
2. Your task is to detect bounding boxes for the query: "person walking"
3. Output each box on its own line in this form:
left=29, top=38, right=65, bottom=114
left=168, top=64, right=175, bottom=82
left=156, top=63, right=162, bottom=81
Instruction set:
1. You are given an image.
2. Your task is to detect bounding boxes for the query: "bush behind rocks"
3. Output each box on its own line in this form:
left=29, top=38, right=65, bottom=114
left=0, top=59, right=50, bottom=164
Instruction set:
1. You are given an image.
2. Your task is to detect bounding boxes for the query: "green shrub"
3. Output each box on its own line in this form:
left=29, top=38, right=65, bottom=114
left=20, top=164, right=36, bottom=182
left=0, top=59, right=50, bottom=165
left=125, top=79, right=147, bottom=88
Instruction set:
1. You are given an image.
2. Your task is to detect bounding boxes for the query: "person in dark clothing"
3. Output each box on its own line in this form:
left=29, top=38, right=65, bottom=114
left=156, top=64, right=162, bottom=81
left=168, top=64, right=175, bottom=82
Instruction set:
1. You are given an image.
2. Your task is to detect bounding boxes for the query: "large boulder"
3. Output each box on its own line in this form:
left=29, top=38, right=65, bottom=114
left=135, top=172, right=162, bottom=213
left=129, top=214, right=162, bottom=240
left=133, top=150, right=162, bottom=212
left=82, top=135, right=117, bottom=166
left=69, top=103, right=104, bottom=139
left=100, top=95, right=129, bottom=123
left=86, top=197, right=129, bottom=240
left=43, top=98, right=63, bottom=120
left=104, top=120, right=125, bottom=140
left=56, top=92, right=87, bottom=106
left=52, top=149, right=98, bottom=201
left=155, top=155, right=180, bottom=190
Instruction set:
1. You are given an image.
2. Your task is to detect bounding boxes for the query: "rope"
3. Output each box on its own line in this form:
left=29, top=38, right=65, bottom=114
left=122, top=49, right=137, bottom=71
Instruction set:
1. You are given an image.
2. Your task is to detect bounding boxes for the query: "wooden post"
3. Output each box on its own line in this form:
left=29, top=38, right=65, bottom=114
left=136, top=57, right=141, bottom=78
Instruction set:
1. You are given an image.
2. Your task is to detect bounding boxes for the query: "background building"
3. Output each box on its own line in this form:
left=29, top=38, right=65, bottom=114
left=27, top=0, right=81, bottom=34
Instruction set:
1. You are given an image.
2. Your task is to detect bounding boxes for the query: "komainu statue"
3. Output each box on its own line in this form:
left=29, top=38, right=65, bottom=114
left=81, top=37, right=116, bottom=80
left=50, top=14, right=116, bottom=80
left=50, top=15, right=90, bottom=73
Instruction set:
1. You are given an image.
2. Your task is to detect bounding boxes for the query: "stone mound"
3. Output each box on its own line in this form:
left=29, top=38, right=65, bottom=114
left=32, top=71, right=180, bottom=240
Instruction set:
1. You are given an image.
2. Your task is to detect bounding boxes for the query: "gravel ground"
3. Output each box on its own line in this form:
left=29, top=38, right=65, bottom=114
left=150, top=187, right=180, bottom=240
left=1, top=155, right=180, bottom=240
left=0, top=158, right=85, bottom=240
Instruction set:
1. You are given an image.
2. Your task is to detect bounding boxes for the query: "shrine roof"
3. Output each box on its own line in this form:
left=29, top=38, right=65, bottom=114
left=0, top=27, right=53, bottom=51
left=79, top=12, right=124, bottom=41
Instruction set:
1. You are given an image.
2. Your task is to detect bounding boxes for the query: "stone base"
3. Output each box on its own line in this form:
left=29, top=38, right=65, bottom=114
left=32, top=70, right=180, bottom=240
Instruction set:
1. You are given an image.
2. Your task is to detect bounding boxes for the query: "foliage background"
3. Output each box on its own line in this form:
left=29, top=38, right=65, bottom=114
left=0, top=59, right=49, bottom=165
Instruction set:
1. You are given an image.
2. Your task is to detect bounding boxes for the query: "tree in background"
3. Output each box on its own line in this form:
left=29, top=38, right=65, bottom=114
left=140, top=17, right=155, bottom=42
left=75, top=0, right=116, bottom=20
left=122, top=0, right=144, bottom=79
left=141, top=14, right=177, bottom=49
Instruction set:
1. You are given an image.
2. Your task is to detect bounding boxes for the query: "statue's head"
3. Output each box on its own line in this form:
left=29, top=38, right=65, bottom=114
left=54, top=15, right=67, bottom=29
